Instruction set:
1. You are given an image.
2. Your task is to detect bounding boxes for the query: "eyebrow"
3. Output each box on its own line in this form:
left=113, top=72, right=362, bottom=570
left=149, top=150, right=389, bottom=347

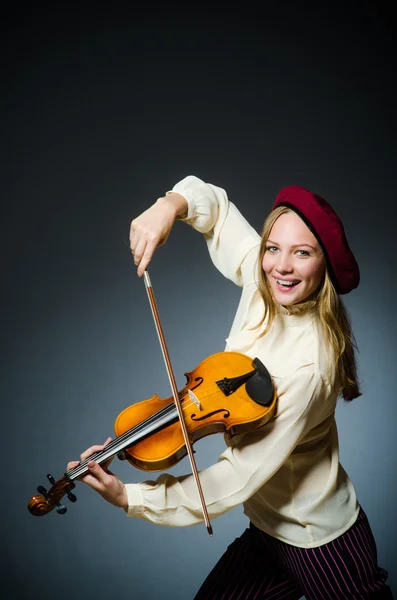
left=267, top=239, right=318, bottom=251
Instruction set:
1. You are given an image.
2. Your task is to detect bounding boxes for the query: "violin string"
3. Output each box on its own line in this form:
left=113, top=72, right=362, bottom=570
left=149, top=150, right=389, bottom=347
left=68, top=381, right=248, bottom=479
left=104, top=382, right=232, bottom=450
left=67, top=392, right=199, bottom=478
left=67, top=382, right=247, bottom=480
left=67, top=402, right=179, bottom=478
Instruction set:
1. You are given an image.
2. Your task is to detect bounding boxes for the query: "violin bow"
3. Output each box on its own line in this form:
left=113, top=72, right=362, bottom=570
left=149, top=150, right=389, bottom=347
left=143, top=271, right=213, bottom=536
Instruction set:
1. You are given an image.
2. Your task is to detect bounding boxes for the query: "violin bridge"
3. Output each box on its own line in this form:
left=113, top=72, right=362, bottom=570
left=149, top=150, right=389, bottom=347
left=188, top=389, right=201, bottom=410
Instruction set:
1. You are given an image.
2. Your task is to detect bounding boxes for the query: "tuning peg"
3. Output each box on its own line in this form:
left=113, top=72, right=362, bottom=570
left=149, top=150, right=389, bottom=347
left=37, top=485, right=47, bottom=496
left=66, top=490, right=77, bottom=502
left=56, top=503, right=67, bottom=514
left=46, top=473, right=77, bottom=504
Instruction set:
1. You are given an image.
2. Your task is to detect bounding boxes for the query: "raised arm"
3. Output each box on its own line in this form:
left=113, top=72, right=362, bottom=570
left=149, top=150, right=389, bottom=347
left=171, top=176, right=261, bottom=287
left=130, top=176, right=261, bottom=286
left=129, top=191, right=188, bottom=277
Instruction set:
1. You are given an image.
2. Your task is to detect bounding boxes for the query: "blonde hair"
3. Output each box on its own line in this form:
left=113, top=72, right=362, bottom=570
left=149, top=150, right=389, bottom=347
left=256, top=206, right=361, bottom=401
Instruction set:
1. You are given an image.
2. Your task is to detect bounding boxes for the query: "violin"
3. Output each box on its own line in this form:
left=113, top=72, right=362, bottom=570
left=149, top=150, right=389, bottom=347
left=27, top=351, right=276, bottom=517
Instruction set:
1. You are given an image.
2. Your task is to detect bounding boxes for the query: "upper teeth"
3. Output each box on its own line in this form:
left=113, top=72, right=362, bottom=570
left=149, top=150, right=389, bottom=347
left=276, top=279, right=298, bottom=287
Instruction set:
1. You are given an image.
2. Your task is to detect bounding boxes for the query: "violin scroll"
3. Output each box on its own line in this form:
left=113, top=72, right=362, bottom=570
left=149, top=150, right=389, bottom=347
left=28, top=474, right=77, bottom=516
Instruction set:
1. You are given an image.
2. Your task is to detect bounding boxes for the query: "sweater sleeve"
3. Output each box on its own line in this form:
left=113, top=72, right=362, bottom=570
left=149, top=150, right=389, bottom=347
left=124, top=365, right=328, bottom=527
left=169, top=175, right=261, bottom=287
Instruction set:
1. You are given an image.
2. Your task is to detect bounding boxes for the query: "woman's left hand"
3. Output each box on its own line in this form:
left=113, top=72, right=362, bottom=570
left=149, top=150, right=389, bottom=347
left=67, top=437, right=128, bottom=511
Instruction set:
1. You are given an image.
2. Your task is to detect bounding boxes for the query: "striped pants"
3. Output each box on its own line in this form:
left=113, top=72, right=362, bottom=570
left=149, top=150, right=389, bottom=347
left=194, top=508, right=393, bottom=599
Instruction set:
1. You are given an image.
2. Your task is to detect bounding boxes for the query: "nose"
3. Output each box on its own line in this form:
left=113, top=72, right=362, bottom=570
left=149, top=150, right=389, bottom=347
left=275, top=253, right=293, bottom=275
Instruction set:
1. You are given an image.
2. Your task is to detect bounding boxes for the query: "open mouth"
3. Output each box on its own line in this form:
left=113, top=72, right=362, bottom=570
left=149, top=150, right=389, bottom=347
left=274, top=278, right=301, bottom=290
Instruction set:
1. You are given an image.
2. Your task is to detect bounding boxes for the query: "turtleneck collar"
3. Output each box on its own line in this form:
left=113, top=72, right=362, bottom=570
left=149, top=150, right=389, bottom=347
left=278, top=299, right=318, bottom=326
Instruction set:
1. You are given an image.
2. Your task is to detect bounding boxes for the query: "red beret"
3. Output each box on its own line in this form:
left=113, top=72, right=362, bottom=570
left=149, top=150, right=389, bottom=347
left=273, top=185, right=360, bottom=294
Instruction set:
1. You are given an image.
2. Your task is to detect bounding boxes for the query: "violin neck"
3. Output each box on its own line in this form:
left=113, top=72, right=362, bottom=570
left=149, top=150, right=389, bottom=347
left=65, top=403, right=179, bottom=482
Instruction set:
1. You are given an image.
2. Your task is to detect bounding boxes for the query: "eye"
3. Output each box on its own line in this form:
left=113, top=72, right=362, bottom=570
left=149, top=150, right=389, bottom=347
left=296, top=250, right=310, bottom=256
left=265, top=245, right=278, bottom=253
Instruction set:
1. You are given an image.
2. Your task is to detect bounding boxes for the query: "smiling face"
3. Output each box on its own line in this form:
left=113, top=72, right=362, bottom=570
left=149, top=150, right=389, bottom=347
left=261, top=210, right=326, bottom=305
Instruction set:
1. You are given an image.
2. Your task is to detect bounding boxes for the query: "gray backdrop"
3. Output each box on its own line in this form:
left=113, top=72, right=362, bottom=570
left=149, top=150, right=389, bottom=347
left=2, top=3, right=396, bottom=599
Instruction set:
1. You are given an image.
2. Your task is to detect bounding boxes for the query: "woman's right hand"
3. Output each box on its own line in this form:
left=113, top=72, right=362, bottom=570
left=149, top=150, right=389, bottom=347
left=129, top=192, right=188, bottom=277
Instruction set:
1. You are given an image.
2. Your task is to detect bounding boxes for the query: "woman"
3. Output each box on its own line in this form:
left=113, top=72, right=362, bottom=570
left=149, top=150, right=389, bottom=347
left=69, top=175, right=392, bottom=599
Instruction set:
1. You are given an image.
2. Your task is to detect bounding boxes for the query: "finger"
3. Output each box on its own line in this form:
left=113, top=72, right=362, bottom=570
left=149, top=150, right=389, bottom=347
left=67, top=460, right=80, bottom=470
left=137, top=240, right=157, bottom=277
left=90, top=437, right=113, bottom=471
left=132, top=237, right=147, bottom=265
left=102, top=436, right=113, bottom=460
left=130, top=222, right=147, bottom=257
left=129, top=220, right=139, bottom=253
left=80, top=444, right=107, bottom=462
left=76, top=463, right=106, bottom=491
left=86, top=460, right=108, bottom=484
